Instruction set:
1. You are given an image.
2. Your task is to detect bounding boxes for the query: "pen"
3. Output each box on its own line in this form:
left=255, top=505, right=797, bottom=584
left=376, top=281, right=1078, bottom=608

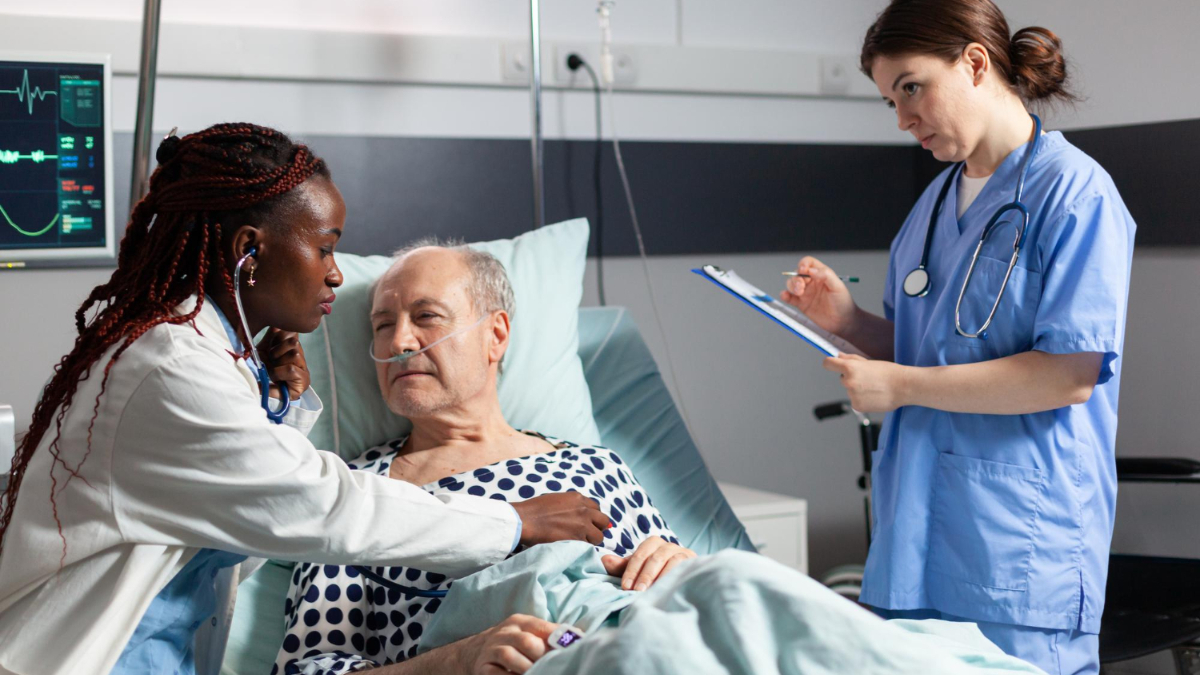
left=783, top=272, right=859, bottom=283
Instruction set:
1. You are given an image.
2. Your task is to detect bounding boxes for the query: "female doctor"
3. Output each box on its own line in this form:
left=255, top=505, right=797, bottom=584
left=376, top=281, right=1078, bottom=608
left=782, top=2, right=1134, bottom=674
left=0, top=123, right=608, bottom=674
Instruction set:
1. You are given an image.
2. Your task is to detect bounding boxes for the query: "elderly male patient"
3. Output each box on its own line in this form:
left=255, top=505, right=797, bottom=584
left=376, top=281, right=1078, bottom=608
left=274, top=240, right=694, bottom=675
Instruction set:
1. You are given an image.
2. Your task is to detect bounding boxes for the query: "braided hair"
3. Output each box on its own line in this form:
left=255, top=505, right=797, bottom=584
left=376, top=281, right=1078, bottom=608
left=0, top=123, right=329, bottom=563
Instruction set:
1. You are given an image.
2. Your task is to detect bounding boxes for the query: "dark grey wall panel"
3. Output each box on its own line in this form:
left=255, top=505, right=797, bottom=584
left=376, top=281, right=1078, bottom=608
left=69, top=119, right=1200, bottom=271
left=913, top=118, right=1200, bottom=248
left=310, top=136, right=918, bottom=257
left=1064, top=120, right=1199, bottom=247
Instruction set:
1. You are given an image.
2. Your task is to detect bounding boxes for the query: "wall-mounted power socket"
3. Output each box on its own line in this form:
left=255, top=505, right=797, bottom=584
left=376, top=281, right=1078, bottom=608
left=500, top=41, right=532, bottom=84
left=554, top=45, right=637, bottom=87
left=819, top=55, right=855, bottom=95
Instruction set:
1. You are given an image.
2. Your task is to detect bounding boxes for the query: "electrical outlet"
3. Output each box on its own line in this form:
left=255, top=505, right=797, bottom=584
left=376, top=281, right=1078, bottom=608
left=819, top=55, right=854, bottom=95
left=554, top=45, right=636, bottom=87
left=554, top=46, right=589, bottom=86
left=501, top=41, right=532, bottom=83
left=611, top=51, right=637, bottom=86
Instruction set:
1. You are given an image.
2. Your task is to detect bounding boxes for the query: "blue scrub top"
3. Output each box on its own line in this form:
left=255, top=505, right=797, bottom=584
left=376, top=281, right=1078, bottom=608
left=112, top=549, right=247, bottom=674
left=858, top=131, right=1136, bottom=634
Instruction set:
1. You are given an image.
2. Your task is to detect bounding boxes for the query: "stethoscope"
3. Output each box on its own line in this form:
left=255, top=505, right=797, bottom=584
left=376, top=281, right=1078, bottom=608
left=351, top=565, right=449, bottom=599
left=902, top=113, right=1042, bottom=339
left=233, top=247, right=292, bottom=423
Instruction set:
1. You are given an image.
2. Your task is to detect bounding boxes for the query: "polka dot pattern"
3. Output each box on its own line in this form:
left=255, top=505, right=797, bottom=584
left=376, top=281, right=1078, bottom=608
left=276, top=431, right=678, bottom=674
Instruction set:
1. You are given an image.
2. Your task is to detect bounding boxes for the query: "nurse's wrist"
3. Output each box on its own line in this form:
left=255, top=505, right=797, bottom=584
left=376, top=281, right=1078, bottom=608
left=895, top=364, right=927, bottom=408
left=843, top=305, right=869, bottom=341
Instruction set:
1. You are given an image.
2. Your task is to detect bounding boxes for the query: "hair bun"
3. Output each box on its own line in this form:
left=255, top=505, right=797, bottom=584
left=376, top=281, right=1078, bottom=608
left=1009, top=26, right=1073, bottom=103
left=155, top=135, right=182, bottom=164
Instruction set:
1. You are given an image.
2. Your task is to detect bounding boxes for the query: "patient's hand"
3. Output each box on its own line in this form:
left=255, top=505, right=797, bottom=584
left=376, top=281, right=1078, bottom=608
left=513, top=492, right=611, bottom=548
left=451, top=614, right=556, bottom=675
left=602, top=536, right=697, bottom=591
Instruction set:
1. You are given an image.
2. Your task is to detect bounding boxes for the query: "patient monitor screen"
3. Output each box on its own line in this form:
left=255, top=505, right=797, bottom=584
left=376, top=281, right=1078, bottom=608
left=0, top=54, right=113, bottom=263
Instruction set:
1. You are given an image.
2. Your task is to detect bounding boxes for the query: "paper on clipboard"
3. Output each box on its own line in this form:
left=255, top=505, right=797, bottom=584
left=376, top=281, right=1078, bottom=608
left=693, top=265, right=866, bottom=358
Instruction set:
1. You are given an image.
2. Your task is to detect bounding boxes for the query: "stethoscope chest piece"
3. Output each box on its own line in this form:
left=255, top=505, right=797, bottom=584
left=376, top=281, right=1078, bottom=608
left=903, top=267, right=931, bottom=298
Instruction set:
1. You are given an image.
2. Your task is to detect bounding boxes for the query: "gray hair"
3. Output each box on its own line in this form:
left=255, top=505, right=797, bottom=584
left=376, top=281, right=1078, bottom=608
left=388, top=236, right=515, bottom=321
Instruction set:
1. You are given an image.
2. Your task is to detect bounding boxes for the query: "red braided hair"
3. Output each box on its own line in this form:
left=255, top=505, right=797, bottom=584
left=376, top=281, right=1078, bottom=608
left=0, top=123, right=328, bottom=563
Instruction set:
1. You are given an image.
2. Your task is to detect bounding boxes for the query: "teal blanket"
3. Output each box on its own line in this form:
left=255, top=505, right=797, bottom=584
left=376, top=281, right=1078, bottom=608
left=420, top=543, right=1046, bottom=675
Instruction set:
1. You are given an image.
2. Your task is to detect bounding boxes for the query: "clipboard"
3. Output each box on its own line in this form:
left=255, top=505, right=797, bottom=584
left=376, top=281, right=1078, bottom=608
left=693, top=265, right=865, bottom=358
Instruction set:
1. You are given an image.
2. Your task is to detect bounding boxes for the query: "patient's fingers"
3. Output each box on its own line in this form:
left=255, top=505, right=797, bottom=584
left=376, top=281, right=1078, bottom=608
left=622, top=539, right=698, bottom=590
left=620, top=537, right=661, bottom=590
left=492, top=645, right=535, bottom=673
left=508, top=614, right=557, bottom=640
left=631, top=542, right=678, bottom=591
left=601, top=554, right=627, bottom=577
left=659, top=552, right=691, bottom=579
left=472, top=615, right=553, bottom=675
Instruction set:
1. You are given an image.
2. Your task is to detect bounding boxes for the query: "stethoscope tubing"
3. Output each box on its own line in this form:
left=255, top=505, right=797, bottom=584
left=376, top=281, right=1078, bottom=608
left=233, top=248, right=291, bottom=424
left=904, top=113, right=1043, bottom=338
left=351, top=565, right=450, bottom=598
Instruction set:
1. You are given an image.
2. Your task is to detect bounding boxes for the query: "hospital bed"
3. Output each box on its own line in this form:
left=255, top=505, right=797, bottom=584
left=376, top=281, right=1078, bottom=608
left=213, top=221, right=1061, bottom=675
left=219, top=230, right=755, bottom=674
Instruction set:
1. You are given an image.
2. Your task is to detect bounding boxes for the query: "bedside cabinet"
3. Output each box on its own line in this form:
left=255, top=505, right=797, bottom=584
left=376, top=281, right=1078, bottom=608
left=718, top=482, right=808, bottom=575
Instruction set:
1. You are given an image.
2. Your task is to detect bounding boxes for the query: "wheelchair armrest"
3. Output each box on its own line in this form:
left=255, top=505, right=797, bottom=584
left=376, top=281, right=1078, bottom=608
left=1116, top=457, right=1200, bottom=483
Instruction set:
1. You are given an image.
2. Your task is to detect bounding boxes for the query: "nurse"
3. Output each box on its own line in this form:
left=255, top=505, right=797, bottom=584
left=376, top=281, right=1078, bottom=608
left=0, top=123, right=608, bottom=675
left=781, top=2, right=1134, bottom=674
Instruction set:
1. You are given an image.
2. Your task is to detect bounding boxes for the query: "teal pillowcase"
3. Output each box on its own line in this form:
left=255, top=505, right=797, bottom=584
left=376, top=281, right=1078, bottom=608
left=300, top=217, right=601, bottom=459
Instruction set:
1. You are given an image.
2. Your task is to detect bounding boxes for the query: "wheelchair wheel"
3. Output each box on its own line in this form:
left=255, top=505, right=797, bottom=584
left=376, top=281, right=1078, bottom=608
left=821, top=564, right=865, bottom=602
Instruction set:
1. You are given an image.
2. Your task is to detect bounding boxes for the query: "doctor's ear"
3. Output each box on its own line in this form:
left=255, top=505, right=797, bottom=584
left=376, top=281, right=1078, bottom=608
left=230, top=225, right=265, bottom=265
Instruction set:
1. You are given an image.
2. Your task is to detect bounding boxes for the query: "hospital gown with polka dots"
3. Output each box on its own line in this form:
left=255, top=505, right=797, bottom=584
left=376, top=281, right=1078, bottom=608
left=273, top=432, right=679, bottom=675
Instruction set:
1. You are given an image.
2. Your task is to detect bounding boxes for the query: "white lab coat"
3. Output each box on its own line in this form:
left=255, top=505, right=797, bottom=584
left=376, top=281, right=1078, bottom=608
left=0, top=296, right=518, bottom=675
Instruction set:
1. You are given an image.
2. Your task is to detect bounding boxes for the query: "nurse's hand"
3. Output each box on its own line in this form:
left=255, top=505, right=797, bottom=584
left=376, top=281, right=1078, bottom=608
left=258, top=328, right=310, bottom=399
left=780, top=256, right=857, bottom=336
left=824, top=353, right=910, bottom=413
left=513, top=492, right=612, bottom=547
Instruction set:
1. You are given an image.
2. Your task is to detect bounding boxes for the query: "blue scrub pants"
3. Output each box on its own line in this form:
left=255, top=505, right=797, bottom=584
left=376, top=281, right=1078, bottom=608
left=873, top=608, right=1099, bottom=675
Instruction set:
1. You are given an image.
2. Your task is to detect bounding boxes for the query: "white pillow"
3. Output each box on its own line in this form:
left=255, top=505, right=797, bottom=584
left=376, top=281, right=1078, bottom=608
left=300, top=218, right=601, bottom=459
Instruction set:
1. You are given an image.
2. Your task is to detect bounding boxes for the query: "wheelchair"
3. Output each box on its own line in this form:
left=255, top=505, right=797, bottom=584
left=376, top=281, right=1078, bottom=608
left=814, top=402, right=1200, bottom=673
left=1100, top=457, right=1200, bottom=674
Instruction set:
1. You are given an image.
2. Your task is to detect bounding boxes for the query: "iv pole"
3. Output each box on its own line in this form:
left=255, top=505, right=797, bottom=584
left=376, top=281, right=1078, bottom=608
left=129, top=0, right=163, bottom=210
left=529, top=0, right=545, bottom=228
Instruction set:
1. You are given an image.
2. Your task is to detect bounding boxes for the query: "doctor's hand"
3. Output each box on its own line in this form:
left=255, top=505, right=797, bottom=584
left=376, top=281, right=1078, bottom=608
left=824, top=353, right=910, bottom=413
left=451, top=614, right=556, bottom=675
left=601, top=536, right=696, bottom=591
left=513, top=492, right=612, bottom=548
left=257, top=328, right=310, bottom=400
left=780, top=256, right=858, bottom=337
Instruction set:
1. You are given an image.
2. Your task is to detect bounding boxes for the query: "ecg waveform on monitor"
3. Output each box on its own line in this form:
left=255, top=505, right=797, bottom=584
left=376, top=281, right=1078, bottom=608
left=0, top=148, right=58, bottom=164
left=0, top=69, right=58, bottom=116
left=0, top=203, right=60, bottom=237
